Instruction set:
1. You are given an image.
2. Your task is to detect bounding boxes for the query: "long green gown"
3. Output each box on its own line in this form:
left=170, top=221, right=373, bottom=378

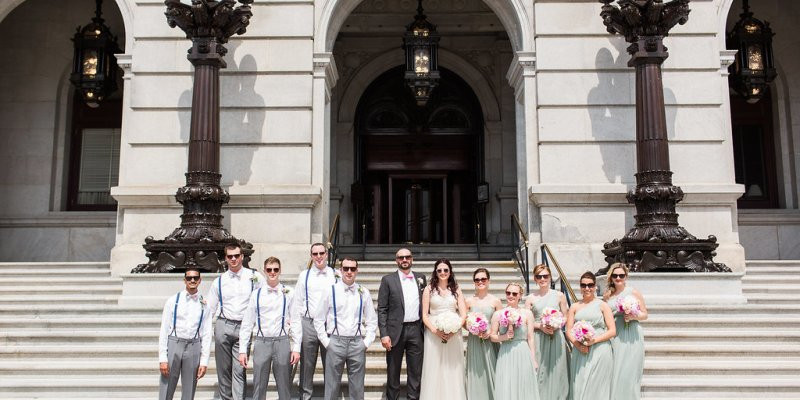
left=493, top=313, right=540, bottom=400
left=606, top=286, right=644, bottom=400
left=466, top=305, right=499, bottom=400
left=531, top=290, right=569, bottom=400
left=569, top=299, right=613, bottom=400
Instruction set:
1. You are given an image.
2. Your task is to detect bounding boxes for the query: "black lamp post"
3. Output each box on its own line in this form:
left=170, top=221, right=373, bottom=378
left=727, top=0, right=777, bottom=104
left=70, top=0, right=121, bottom=107
left=133, top=0, right=255, bottom=273
left=403, top=0, right=440, bottom=107
left=598, top=0, right=730, bottom=273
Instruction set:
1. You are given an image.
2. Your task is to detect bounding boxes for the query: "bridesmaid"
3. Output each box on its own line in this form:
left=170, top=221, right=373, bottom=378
left=603, top=263, right=648, bottom=400
left=465, top=268, right=503, bottom=400
left=525, top=264, right=569, bottom=400
left=490, top=283, right=540, bottom=400
left=566, top=272, right=616, bottom=400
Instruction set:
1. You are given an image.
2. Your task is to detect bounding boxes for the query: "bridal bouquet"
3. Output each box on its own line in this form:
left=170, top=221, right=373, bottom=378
left=433, top=312, right=463, bottom=343
left=540, top=307, right=565, bottom=337
left=465, top=312, right=489, bottom=338
left=498, top=307, right=523, bottom=328
left=571, top=320, right=595, bottom=346
left=614, top=295, right=642, bottom=327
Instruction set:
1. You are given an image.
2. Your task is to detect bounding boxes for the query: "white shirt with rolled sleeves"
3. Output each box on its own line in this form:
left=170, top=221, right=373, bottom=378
left=205, top=267, right=266, bottom=321
left=158, top=290, right=212, bottom=366
left=313, top=281, right=378, bottom=349
left=239, top=283, right=301, bottom=353
left=291, top=266, right=338, bottom=321
left=398, top=270, right=421, bottom=322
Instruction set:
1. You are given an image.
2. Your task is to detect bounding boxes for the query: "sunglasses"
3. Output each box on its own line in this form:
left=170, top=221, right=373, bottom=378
left=225, top=253, right=242, bottom=260
left=264, top=268, right=280, bottom=273
left=311, top=251, right=326, bottom=256
left=534, top=274, right=550, bottom=280
left=580, top=283, right=596, bottom=289
left=342, top=266, right=358, bottom=272
left=611, top=273, right=627, bottom=279
left=436, top=268, right=450, bottom=274
left=505, top=291, right=520, bottom=296
left=473, top=277, right=488, bottom=283
left=184, top=275, right=200, bottom=282
left=396, top=255, right=412, bottom=260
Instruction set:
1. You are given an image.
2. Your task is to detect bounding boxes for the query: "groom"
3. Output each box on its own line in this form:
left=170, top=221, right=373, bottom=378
left=377, top=248, right=426, bottom=400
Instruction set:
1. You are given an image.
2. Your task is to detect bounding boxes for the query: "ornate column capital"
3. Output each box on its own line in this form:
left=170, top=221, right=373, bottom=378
left=506, top=51, right=536, bottom=101
left=313, top=52, right=339, bottom=101
left=719, top=49, right=738, bottom=76
left=114, top=53, right=133, bottom=80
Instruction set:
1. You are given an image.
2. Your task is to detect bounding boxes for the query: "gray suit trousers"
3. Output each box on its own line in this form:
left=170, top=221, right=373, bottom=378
left=323, top=335, right=367, bottom=400
left=299, top=316, right=326, bottom=400
left=158, top=336, right=201, bottom=400
left=252, top=335, right=292, bottom=400
left=215, top=318, right=249, bottom=400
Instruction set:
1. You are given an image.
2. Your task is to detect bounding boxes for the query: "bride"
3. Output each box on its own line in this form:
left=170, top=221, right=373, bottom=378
left=420, top=258, right=468, bottom=399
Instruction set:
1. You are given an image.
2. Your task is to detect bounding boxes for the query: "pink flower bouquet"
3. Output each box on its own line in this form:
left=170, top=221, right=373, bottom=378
left=498, top=307, right=523, bottom=328
left=465, top=312, right=489, bottom=337
left=540, top=307, right=565, bottom=339
left=571, top=320, right=595, bottom=346
left=614, top=295, right=642, bottom=327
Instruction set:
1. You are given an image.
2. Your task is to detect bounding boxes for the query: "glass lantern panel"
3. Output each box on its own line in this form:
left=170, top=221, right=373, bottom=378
left=744, top=23, right=760, bottom=34
left=746, top=44, right=764, bottom=71
left=413, top=27, right=430, bottom=37
left=414, top=48, right=430, bottom=75
left=82, top=50, right=99, bottom=78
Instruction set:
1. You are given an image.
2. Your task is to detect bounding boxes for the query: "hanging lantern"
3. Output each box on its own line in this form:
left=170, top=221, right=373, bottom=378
left=726, top=0, right=776, bottom=104
left=70, top=0, right=121, bottom=107
left=402, top=0, right=440, bottom=107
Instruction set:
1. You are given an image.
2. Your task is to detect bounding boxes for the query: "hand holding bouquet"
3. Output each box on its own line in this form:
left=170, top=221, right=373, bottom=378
left=571, top=320, right=595, bottom=347
left=539, top=307, right=565, bottom=338
left=433, top=312, right=463, bottom=343
left=614, top=295, right=642, bottom=327
left=465, top=312, right=489, bottom=339
left=498, top=307, right=523, bottom=328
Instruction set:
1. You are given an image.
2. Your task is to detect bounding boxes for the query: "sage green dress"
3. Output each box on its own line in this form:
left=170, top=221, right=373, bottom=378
left=606, top=286, right=644, bottom=400
left=494, top=314, right=540, bottom=400
left=569, top=299, right=612, bottom=400
left=531, top=290, right=569, bottom=400
left=466, top=305, right=499, bottom=400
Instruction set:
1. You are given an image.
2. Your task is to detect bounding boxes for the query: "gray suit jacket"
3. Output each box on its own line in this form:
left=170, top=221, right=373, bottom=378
left=377, top=270, right=426, bottom=344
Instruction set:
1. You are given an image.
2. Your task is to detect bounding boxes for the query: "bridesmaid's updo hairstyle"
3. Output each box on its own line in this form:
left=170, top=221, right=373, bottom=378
left=505, top=282, right=524, bottom=293
left=605, top=263, right=629, bottom=298
left=431, top=258, right=459, bottom=297
left=533, top=264, right=551, bottom=276
left=579, top=271, right=596, bottom=283
left=473, top=267, right=491, bottom=280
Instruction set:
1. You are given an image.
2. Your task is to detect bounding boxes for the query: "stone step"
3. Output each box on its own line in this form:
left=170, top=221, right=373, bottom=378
left=742, top=274, right=800, bottom=284
left=745, top=260, right=800, bottom=268
left=743, top=284, right=800, bottom=294
left=0, top=295, right=119, bottom=305
left=0, top=268, right=111, bottom=277
left=0, top=304, right=156, bottom=315
left=644, top=342, right=800, bottom=357
left=641, top=375, right=800, bottom=395
left=745, top=293, right=800, bottom=304
left=0, top=285, right=122, bottom=295
left=0, top=262, right=109, bottom=270
left=646, top=304, right=800, bottom=315
left=644, top=358, right=800, bottom=375
left=0, top=277, right=122, bottom=286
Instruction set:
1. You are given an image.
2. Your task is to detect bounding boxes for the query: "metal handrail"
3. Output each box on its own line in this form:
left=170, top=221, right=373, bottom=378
left=475, top=212, right=482, bottom=260
left=326, top=214, right=341, bottom=269
left=541, top=243, right=578, bottom=305
left=511, top=214, right=530, bottom=294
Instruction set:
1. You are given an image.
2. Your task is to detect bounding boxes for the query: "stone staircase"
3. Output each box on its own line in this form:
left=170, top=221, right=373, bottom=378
left=0, top=260, right=799, bottom=399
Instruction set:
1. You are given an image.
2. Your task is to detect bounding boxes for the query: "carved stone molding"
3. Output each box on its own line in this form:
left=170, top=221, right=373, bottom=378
left=505, top=51, right=535, bottom=100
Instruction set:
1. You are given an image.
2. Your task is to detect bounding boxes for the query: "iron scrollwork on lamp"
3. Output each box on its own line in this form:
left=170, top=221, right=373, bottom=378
left=726, top=0, right=776, bottom=104
left=133, top=0, right=255, bottom=273
left=70, top=0, right=121, bottom=107
left=402, top=0, right=440, bottom=106
left=597, top=0, right=730, bottom=273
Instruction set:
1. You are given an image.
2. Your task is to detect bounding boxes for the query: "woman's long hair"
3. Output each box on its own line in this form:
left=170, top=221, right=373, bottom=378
left=430, top=258, right=458, bottom=297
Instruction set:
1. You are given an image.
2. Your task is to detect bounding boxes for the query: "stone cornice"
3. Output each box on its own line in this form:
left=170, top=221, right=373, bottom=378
left=0, top=213, right=116, bottom=228
left=530, top=183, right=745, bottom=206
left=111, top=185, right=321, bottom=208
left=115, top=53, right=133, bottom=80
left=313, top=52, right=339, bottom=100
left=719, top=49, right=737, bottom=76
left=505, top=51, right=536, bottom=100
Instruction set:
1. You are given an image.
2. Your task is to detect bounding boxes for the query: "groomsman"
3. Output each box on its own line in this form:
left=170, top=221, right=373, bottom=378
left=377, top=248, right=426, bottom=400
left=157, top=268, right=211, bottom=400
left=205, top=243, right=266, bottom=400
left=314, top=257, right=378, bottom=400
left=292, top=243, right=338, bottom=399
left=237, top=256, right=301, bottom=400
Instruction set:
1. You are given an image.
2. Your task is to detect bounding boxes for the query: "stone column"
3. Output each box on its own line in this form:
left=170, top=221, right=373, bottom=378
left=311, top=53, right=339, bottom=245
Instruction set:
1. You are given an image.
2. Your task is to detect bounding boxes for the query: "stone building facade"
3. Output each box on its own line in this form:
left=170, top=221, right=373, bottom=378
left=0, top=0, right=798, bottom=275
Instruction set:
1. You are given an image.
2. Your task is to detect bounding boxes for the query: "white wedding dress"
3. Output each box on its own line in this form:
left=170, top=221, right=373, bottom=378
left=419, top=290, right=466, bottom=400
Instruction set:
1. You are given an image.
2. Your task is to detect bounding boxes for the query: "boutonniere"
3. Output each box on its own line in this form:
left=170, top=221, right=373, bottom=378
left=199, top=295, right=207, bottom=306
left=357, top=286, right=364, bottom=295
left=335, top=271, right=341, bottom=280
left=416, top=277, right=424, bottom=287
left=251, top=274, right=260, bottom=284
left=282, top=287, right=291, bottom=295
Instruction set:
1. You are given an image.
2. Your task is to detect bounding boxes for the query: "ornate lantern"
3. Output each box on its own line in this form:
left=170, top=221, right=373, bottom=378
left=70, top=0, right=121, bottom=107
left=402, top=0, right=440, bottom=106
left=727, top=0, right=776, bottom=104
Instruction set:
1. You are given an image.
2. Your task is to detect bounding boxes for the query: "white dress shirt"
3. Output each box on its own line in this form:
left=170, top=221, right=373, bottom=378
left=158, top=290, right=212, bottom=366
left=398, top=270, right=421, bottom=322
left=205, top=267, right=266, bottom=321
left=291, top=265, right=338, bottom=320
left=314, top=281, right=378, bottom=349
left=239, top=283, right=302, bottom=353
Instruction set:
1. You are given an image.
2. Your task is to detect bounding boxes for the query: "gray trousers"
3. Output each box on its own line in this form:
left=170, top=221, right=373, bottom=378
left=323, top=335, right=367, bottom=400
left=215, top=318, right=249, bottom=400
left=158, top=336, right=201, bottom=400
left=252, top=335, right=292, bottom=400
left=299, top=316, right=326, bottom=400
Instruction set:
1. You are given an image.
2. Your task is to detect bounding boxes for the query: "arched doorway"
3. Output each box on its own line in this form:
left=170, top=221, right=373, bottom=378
left=353, top=66, right=484, bottom=244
